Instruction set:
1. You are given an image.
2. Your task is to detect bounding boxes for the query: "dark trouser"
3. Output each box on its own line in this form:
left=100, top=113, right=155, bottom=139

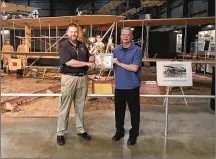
left=115, top=87, right=140, bottom=138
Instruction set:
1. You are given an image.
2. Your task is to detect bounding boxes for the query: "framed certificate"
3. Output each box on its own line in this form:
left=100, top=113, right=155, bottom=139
left=94, top=53, right=113, bottom=69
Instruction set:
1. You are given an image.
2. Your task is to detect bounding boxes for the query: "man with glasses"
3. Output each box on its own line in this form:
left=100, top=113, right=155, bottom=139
left=112, top=27, right=142, bottom=145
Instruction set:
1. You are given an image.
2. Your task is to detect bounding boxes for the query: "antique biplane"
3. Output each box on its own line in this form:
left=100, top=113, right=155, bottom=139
left=1, top=2, right=215, bottom=80
left=1, top=11, right=124, bottom=78
left=0, top=1, right=38, bottom=19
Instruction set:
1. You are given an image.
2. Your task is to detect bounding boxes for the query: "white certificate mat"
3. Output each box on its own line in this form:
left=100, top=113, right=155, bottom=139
left=95, top=53, right=113, bottom=69
left=157, top=61, right=193, bottom=87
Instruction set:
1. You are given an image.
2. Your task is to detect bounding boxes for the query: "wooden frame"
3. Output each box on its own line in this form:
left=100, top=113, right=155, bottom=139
left=116, top=17, right=215, bottom=27
left=2, top=15, right=124, bottom=28
left=0, top=2, right=37, bottom=13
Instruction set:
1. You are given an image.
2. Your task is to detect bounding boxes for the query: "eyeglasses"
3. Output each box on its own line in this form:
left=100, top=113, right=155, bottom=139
left=121, top=34, right=131, bottom=37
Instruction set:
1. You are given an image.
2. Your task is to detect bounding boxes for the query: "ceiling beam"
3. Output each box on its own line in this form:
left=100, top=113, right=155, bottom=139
left=120, top=7, right=142, bottom=16
left=96, top=0, right=123, bottom=14
left=141, top=0, right=166, bottom=7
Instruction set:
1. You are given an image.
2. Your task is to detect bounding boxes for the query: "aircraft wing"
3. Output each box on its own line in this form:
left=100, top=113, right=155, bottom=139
left=2, top=52, right=59, bottom=56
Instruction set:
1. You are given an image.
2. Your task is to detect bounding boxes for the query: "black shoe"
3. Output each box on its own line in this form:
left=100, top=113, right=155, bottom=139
left=77, top=132, right=92, bottom=140
left=127, top=137, right=137, bottom=145
left=57, top=135, right=65, bottom=145
left=112, top=132, right=124, bottom=141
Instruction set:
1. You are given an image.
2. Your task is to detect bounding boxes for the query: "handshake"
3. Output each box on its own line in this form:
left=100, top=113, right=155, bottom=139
left=86, top=62, right=96, bottom=69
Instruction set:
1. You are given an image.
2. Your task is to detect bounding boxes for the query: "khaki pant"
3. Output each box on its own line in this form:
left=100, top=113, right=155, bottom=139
left=57, top=74, right=88, bottom=136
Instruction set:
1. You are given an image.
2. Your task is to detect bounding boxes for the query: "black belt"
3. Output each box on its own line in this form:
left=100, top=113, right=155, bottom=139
left=65, top=72, right=87, bottom=77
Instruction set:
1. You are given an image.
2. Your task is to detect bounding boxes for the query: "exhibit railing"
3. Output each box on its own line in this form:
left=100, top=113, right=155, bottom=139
left=1, top=93, right=215, bottom=137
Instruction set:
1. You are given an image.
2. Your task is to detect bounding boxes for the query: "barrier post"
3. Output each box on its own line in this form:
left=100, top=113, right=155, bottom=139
left=164, top=96, right=169, bottom=137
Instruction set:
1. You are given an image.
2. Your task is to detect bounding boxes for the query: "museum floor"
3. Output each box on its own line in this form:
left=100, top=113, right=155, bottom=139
left=1, top=102, right=215, bottom=158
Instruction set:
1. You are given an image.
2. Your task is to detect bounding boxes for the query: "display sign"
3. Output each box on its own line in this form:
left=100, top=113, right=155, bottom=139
left=157, top=61, right=193, bottom=87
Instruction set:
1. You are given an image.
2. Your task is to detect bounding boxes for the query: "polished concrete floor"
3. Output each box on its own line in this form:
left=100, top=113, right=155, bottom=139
left=1, top=102, right=215, bottom=158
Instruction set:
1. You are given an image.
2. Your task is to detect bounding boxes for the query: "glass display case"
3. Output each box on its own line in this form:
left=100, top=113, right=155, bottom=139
left=190, top=42, right=205, bottom=53
left=198, top=30, right=215, bottom=53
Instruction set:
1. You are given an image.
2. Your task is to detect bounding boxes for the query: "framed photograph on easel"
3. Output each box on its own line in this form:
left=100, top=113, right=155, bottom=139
left=157, top=61, right=193, bottom=87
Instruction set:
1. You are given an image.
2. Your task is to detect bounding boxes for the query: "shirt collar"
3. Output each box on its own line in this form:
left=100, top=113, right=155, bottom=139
left=68, top=39, right=77, bottom=47
left=119, top=43, right=134, bottom=50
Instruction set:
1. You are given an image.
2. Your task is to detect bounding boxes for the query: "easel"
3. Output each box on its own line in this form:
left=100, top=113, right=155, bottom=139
left=163, top=59, right=188, bottom=106
left=163, top=86, right=188, bottom=106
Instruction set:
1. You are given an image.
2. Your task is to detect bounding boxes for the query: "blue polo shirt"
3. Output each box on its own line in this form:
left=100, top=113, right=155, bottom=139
left=113, top=44, right=142, bottom=89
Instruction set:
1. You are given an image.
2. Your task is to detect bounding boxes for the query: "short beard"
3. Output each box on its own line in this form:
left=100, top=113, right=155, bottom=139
left=69, top=37, right=77, bottom=42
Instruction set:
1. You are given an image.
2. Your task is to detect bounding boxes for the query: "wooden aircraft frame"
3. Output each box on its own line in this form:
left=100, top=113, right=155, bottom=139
left=1, top=15, right=215, bottom=74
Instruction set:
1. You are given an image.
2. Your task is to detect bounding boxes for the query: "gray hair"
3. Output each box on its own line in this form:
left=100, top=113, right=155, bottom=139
left=121, top=27, right=133, bottom=36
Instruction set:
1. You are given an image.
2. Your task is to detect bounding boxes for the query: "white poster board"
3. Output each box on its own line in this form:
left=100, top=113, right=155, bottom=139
left=157, top=61, right=193, bottom=87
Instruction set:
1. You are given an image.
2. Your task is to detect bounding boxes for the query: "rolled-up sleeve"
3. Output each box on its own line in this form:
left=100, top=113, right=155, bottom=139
left=132, top=48, right=142, bottom=67
left=59, top=42, right=71, bottom=65
left=113, top=49, right=117, bottom=58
